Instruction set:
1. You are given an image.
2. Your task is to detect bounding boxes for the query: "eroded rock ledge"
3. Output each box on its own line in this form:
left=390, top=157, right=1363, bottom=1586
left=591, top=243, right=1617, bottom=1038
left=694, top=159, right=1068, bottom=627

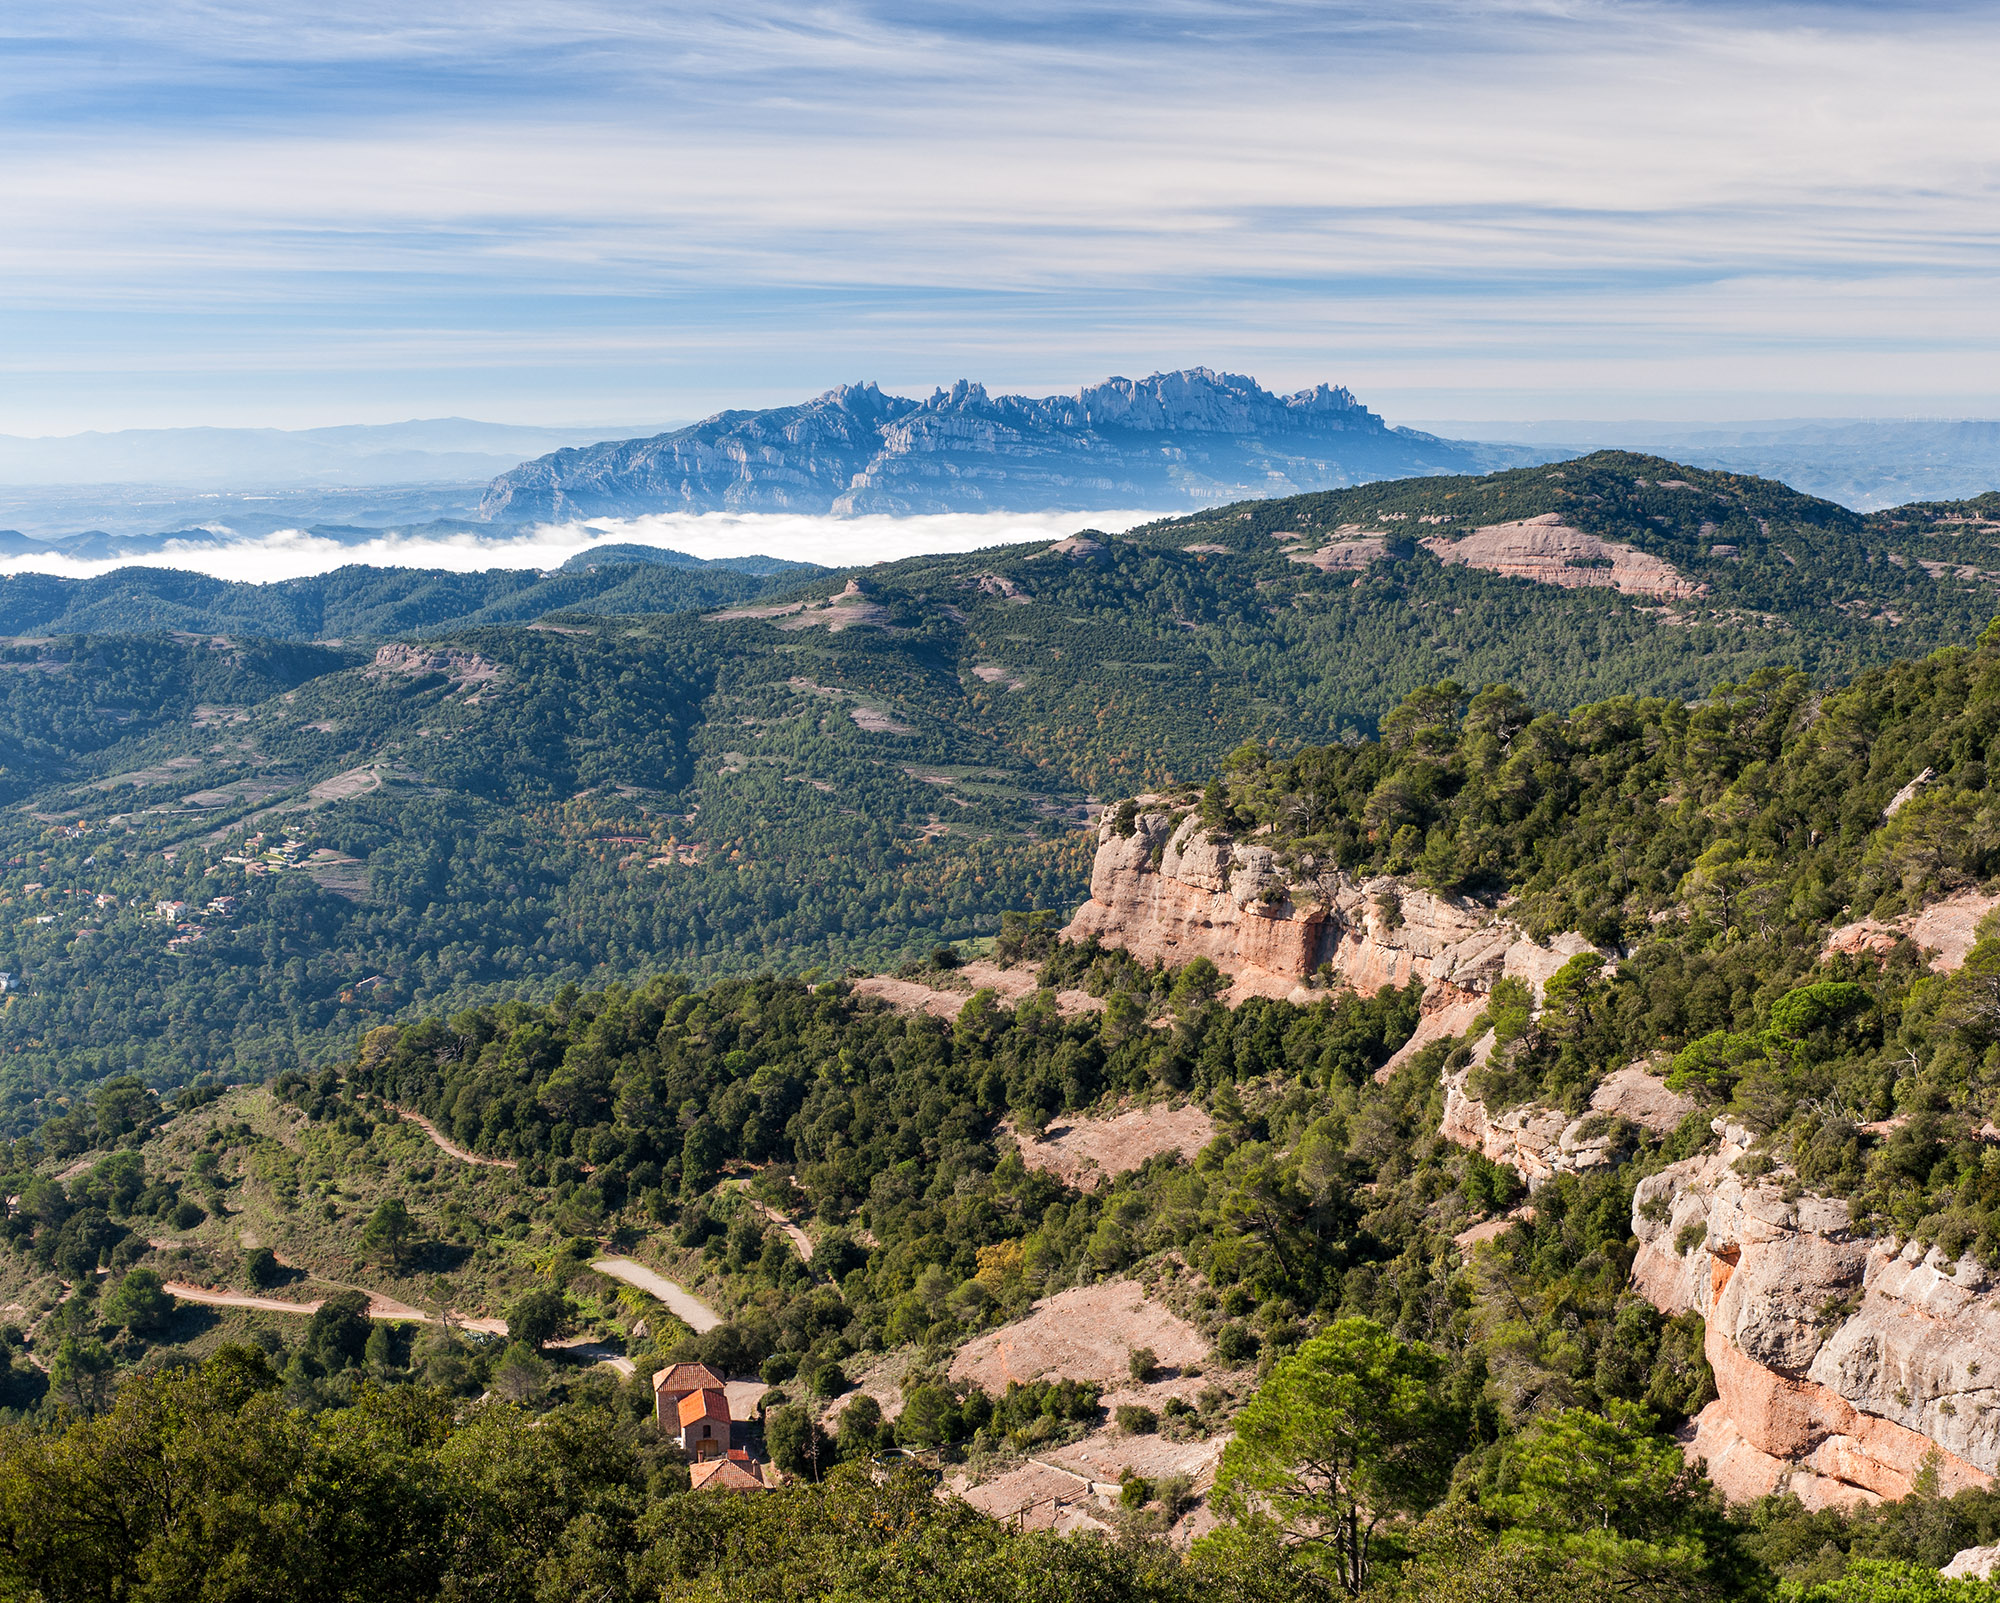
left=1060, top=804, right=1588, bottom=1005
left=1632, top=1124, right=1999, bottom=1508
left=1442, top=1062, right=1696, bottom=1190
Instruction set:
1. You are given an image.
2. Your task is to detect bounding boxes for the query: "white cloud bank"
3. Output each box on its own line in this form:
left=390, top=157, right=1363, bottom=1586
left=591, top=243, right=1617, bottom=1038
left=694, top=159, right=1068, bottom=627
left=0, top=509, right=1165, bottom=586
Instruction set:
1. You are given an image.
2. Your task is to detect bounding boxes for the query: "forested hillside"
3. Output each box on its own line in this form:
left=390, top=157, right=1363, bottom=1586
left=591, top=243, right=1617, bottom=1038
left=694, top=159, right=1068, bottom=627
left=0, top=453, right=1998, bottom=1125
left=0, top=550, right=817, bottom=639
left=6, top=811, right=2000, bottom=1596
left=11, top=599, right=2000, bottom=1592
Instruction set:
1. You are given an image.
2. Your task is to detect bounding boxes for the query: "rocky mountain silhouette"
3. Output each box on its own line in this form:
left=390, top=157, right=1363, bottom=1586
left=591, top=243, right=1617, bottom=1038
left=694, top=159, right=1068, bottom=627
left=477, top=368, right=1539, bottom=520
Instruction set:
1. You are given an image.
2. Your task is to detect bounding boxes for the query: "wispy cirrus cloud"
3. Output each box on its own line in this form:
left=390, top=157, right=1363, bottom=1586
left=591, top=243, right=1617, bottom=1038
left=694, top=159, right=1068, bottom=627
left=2, top=1, right=1996, bottom=429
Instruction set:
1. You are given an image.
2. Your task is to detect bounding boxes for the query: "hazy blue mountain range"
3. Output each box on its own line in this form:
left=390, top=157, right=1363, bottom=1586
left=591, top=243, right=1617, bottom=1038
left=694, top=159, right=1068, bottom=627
left=1415, top=417, right=2000, bottom=511
left=0, top=483, right=508, bottom=543
left=476, top=369, right=1547, bottom=521
left=0, top=419, right=675, bottom=542
left=0, top=418, right=674, bottom=489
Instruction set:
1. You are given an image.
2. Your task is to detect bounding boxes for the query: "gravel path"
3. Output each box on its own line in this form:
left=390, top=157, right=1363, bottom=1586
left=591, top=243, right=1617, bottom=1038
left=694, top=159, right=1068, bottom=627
left=590, top=1256, right=722, bottom=1332
left=164, top=1282, right=320, bottom=1315
left=744, top=1197, right=815, bottom=1263
left=390, top=1107, right=518, bottom=1169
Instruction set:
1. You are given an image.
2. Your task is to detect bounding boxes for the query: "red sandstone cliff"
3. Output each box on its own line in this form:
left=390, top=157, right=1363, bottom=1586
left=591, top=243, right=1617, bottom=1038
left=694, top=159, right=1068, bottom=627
left=1632, top=1127, right=2000, bottom=1507
left=1060, top=804, right=1585, bottom=1006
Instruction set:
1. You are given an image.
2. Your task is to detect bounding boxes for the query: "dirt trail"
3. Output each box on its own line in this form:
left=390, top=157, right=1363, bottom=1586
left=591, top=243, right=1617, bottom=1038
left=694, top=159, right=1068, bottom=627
left=164, top=1283, right=319, bottom=1316
left=752, top=1201, right=815, bottom=1263
left=549, top=1336, right=636, bottom=1375
left=163, top=1280, right=508, bottom=1333
left=726, top=1185, right=814, bottom=1263
left=391, top=1107, right=518, bottom=1170
left=590, top=1257, right=722, bottom=1332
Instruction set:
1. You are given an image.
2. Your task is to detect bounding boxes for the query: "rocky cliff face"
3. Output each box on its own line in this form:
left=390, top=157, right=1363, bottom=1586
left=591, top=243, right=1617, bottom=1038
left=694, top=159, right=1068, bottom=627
left=1077, top=794, right=2000, bottom=1508
left=477, top=369, right=1528, bottom=522
left=1059, top=803, right=1583, bottom=1008
left=1074, top=800, right=2000, bottom=1507
left=1441, top=1062, right=1697, bottom=1190
left=1421, top=512, right=1703, bottom=603
left=1631, top=1131, right=2000, bottom=1507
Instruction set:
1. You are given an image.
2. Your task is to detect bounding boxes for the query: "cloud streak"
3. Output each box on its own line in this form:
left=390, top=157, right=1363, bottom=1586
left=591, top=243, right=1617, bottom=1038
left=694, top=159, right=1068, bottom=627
left=3, top=2, right=1997, bottom=429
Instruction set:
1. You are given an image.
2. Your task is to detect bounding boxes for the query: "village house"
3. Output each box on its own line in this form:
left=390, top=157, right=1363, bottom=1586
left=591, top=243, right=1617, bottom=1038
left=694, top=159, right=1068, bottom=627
left=689, top=1455, right=771, bottom=1491
left=652, top=1361, right=725, bottom=1428
left=676, top=1386, right=732, bottom=1458
left=651, top=1361, right=773, bottom=1487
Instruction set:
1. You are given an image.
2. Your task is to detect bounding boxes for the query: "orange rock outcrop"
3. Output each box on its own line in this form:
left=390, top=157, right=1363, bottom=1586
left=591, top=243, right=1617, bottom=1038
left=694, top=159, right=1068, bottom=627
left=1632, top=1123, right=2000, bottom=1507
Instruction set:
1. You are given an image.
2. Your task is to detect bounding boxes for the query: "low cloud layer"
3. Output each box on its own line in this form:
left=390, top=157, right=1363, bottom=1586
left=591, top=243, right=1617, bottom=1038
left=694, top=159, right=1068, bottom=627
left=0, top=509, right=1161, bottom=587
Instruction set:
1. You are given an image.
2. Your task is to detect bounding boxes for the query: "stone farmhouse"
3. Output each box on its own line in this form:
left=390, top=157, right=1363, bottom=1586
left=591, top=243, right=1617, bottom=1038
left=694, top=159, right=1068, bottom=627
left=653, top=1361, right=774, bottom=1489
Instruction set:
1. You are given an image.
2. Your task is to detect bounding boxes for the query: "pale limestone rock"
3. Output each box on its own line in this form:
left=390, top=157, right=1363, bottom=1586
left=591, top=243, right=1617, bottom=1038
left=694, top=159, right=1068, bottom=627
left=1061, top=806, right=1599, bottom=1008
left=1440, top=1062, right=1694, bottom=1192
left=1823, top=886, right=2000, bottom=973
left=1420, top=513, right=1702, bottom=602
left=1631, top=1149, right=1996, bottom=1505
left=1942, top=1545, right=2000, bottom=1581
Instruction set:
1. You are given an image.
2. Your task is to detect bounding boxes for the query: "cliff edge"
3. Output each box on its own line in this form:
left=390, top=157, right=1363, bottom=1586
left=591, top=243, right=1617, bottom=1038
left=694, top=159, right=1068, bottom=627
left=1632, top=1126, right=2000, bottom=1508
left=1060, top=801, right=1586, bottom=1010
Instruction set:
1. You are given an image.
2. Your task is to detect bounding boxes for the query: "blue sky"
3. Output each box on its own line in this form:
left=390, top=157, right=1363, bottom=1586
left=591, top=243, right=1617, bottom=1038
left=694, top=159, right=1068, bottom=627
left=3, top=0, right=1997, bottom=431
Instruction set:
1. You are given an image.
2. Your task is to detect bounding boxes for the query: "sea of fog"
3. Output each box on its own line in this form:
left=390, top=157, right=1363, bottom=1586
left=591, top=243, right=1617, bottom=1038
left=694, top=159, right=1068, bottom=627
left=0, top=509, right=1168, bottom=586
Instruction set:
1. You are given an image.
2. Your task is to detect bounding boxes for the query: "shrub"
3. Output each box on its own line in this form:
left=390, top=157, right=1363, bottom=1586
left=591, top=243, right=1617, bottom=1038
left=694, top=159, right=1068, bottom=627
left=102, top=1268, right=173, bottom=1336
left=1128, top=1346, right=1158, bottom=1383
left=1114, top=1404, right=1158, bottom=1435
left=767, top=1404, right=833, bottom=1478
left=1214, top=1322, right=1260, bottom=1364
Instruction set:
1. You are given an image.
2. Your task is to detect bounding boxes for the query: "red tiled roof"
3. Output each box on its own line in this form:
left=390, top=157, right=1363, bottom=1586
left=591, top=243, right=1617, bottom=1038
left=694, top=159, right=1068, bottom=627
left=653, top=1362, right=727, bottom=1396
left=690, top=1458, right=767, bottom=1492
left=678, top=1387, right=731, bottom=1428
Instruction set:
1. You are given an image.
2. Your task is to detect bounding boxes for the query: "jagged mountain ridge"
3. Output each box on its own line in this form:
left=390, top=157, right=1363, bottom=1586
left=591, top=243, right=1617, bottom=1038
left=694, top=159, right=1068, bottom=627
left=476, top=368, right=1538, bottom=521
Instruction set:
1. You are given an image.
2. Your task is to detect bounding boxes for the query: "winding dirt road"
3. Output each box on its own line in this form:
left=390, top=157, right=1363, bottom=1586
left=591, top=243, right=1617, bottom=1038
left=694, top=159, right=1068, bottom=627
left=590, top=1257, right=721, bottom=1332
left=162, top=1281, right=508, bottom=1333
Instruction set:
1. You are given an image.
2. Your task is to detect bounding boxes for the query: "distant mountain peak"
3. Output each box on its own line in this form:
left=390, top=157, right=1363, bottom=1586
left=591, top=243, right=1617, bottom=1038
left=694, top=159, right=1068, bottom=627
left=477, top=368, right=1524, bottom=523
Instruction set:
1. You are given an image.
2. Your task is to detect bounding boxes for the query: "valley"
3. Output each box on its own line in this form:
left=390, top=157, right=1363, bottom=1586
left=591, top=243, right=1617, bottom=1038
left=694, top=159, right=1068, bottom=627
left=9, top=455, right=2000, bottom=1597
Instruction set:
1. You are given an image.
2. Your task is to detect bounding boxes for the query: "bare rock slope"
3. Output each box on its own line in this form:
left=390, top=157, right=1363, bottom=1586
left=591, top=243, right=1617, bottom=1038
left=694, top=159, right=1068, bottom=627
left=1633, top=1125, right=2000, bottom=1507
left=1061, top=803, right=1587, bottom=1005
